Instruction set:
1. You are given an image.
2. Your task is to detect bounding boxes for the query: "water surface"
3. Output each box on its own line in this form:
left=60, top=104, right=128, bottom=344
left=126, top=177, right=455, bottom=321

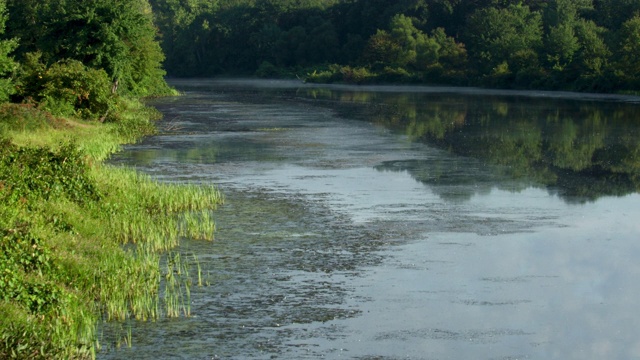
left=101, top=80, right=640, bottom=359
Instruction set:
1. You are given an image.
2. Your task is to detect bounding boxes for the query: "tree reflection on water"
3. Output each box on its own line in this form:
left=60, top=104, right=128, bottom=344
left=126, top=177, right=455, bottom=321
left=304, top=89, right=640, bottom=203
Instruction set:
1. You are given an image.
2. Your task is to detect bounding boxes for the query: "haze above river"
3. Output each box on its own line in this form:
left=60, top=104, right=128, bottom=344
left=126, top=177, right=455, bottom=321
left=103, top=79, right=640, bottom=359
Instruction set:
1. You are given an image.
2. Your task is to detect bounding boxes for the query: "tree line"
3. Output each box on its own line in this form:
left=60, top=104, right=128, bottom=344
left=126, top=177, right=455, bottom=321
left=148, top=0, right=640, bottom=92
left=3, top=0, right=640, bottom=95
left=0, top=0, right=172, bottom=121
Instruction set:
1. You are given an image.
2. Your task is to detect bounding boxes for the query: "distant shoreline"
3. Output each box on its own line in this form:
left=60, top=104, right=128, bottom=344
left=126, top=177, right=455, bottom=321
left=165, top=77, right=640, bottom=104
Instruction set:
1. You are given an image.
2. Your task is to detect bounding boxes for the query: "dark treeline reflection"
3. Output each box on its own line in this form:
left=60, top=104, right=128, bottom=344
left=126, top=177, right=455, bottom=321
left=301, top=88, right=640, bottom=203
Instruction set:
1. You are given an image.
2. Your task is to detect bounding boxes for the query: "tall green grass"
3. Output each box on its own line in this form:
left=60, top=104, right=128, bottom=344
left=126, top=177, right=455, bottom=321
left=94, top=165, right=222, bottom=251
left=0, top=99, right=224, bottom=359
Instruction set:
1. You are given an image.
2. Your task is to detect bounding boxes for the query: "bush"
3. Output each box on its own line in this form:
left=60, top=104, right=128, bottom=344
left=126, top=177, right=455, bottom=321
left=340, top=66, right=373, bottom=84
left=0, top=103, right=57, bottom=135
left=378, top=66, right=413, bottom=82
left=305, top=64, right=343, bottom=83
left=0, top=139, right=100, bottom=204
left=40, top=60, right=116, bottom=121
left=255, top=61, right=281, bottom=78
left=0, top=227, right=61, bottom=314
left=16, top=54, right=117, bottom=121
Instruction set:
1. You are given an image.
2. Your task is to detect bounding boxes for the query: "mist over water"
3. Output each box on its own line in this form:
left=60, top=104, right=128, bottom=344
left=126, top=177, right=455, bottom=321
left=101, top=80, right=640, bottom=359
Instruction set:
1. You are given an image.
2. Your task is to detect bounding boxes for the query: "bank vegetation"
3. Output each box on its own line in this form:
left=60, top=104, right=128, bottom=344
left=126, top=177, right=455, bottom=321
left=0, top=0, right=223, bottom=358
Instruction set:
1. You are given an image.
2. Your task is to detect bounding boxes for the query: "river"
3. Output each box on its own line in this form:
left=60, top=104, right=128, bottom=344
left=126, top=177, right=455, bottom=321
left=101, top=79, right=640, bottom=359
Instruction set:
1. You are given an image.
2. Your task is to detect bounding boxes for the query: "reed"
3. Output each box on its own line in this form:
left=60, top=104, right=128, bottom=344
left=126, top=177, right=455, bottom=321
left=93, top=165, right=223, bottom=251
left=163, top=272, right=180, bottom=318
left=112, top=323, right=132, bottom=350
left=193, top=254, right=203, bottom=287
left=0, top=96, right=223, bottom=358
left=182, top=280, right=191, bottom=318
left=161, top=251, right=197, bottom=318
left=126, top=325, right=132, bottom=348
left=206, top=271, right=212, bottom=287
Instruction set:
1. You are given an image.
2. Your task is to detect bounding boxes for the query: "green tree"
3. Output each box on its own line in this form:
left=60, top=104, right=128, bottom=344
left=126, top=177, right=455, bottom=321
left=429, top=27, right=467, bottom=71
left=541, top=0, right=596, bottom=84
left=593, top=0, right=640, bottom=29
left=7, top=0, right=170, bottom=96
left=415, top=34, right=441, bottom=70
left=15, top=53, right=116, bottom=120
left=340, top=33, right=366, bottom=64
left=572, top=18, right=610, bottom=78
left=0, top=0, right=17, bottom=101
left=615, top=15, right=640, bottom=87
left=383, top=14, right=458, bottom=71
left=465, top=4, right=543, bottom=77
left=544, top=0, right=593, bottom=27
left=3, top=0, right=41, bottom=56
left=545, top=23, right=580, bottom=71
left=389, top=14, right=420, bottom=66
left=362, top=30, right=405, bottom=67
left=276, top=25, right=309, bottom=67
left=148, top=0, right=219, bottom=75
left=305, top=17, right=339, bottom=64
left=251, top=23, right=284, bottom=67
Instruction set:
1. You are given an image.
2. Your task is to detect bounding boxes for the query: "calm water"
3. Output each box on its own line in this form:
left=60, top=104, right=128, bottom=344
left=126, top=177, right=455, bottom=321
left=101, top=79, right=640, bottom=359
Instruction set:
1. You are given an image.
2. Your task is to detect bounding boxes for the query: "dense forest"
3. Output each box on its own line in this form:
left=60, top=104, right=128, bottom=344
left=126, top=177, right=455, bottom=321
left=148, top=0, right=640, bottom=92
left=0, top=0, right=173, bottom=120
left=3, top=0, right=640, bottom=93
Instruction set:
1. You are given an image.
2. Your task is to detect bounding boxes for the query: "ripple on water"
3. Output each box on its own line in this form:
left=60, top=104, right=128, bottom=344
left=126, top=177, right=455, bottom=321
left=102, top=81, right=640, bottom=360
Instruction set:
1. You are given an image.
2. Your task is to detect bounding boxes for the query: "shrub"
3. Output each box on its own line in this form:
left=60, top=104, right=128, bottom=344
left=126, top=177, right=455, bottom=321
left=0, top=139, right=100, bottom=204
left=305, top=64, right=344, bottom=83
left=340, top=66, right=373, bottom=84
left=378, top=66, right=413, bottom=82
left=255, top=61, right=281, bottom=78
left=0, top=103, right=57, bottom=135
left=40, top=60, right=116, bottom=121
left=16, top=54, right=117, bottom=121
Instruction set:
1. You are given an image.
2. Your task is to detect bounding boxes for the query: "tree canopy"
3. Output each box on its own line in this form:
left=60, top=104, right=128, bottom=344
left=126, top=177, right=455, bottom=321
left=146, top=0, right=640, bottom=92
left=3, top=0, right=640, bottom=93
left=4, top=0, right=171, bottom=98
left=0, top=0, right=17, bottom=101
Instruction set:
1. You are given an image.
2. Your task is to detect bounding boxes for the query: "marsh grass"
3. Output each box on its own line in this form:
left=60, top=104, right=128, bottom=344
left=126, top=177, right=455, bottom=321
left=125, top=325, right=132, bottom=349
left=95, top=165, right=222, bottom=251
left=110, top=323, right=133, bottom=350
left=193, top=254, right=203, bottom=287
left=0, top=97, right=223, bottom=358
left=161, top=252, right=197, bottom=318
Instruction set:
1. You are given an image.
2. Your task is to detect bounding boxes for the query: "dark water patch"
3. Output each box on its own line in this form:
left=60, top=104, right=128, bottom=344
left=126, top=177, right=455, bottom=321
left=456, top=299, right=533, bottom=306
left=480, top=276, right=561, bottom=284
left=374, top=328, right=532, bottom=342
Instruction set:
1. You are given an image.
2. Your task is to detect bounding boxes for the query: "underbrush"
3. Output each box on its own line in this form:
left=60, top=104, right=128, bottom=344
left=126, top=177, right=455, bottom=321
left=0, top=99, right=223, bottom=359
left=304, top=64, right=469, bottom=86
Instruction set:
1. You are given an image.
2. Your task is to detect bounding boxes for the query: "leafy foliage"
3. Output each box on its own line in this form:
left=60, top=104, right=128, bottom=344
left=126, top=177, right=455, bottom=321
left=0, top=140, right=100, bottom=204
left=616, top=15, right=640, bottom=87
left=465, top=4, right=543, bottom=77
left=0, top=227, right=61, bottom=315
left=0, top=103, right=57, bottom=134
left=6, top=0, right=171, bottom=96
left=0, top=122, right=222, bottom=357
left=16, top=56, right=117, bottom=121
left=0, top=0, right=17, bottom=101
left=146, top=0, right=640, bottom=92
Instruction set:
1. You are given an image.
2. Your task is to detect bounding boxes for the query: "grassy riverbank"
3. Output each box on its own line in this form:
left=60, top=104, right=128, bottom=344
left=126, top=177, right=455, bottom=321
left=0, top=99, right=223, bottom=359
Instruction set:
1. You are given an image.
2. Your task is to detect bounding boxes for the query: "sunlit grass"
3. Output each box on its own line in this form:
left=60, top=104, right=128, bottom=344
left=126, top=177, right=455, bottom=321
left=162, top=252, right=197, bottom=318
left=94, top=165, right=223, bottom=250
left=0, top=97, right=224, bottom=358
